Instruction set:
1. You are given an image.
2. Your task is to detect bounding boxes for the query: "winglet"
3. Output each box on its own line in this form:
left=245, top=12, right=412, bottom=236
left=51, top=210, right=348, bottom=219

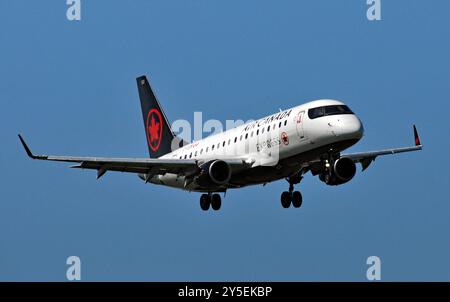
left=413, top=125, right=421, bottom=146
left=18, top=134, right=48, bottom=160
left=18, top=134, right=38, bottom=159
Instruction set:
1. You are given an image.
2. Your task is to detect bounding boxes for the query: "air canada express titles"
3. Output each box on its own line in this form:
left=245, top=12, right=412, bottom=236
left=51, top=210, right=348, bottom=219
left=242, top=109, right=293, bottom=132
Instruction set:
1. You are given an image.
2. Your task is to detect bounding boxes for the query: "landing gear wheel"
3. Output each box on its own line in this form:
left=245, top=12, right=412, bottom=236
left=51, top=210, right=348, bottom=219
left=292, top=191, right=303, bottom=208
left=211, top=193, right=222, bottom=211
left=200, top=194, right=211, bottom=211
left=281, top=191, right=291, bottom=208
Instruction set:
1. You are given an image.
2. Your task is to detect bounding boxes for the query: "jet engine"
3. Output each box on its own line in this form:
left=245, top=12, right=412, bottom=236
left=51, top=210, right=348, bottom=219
left=319, top=157, right=356, bottom=186
left=195, top=160, right=232, bottom=186
left=208, top=159, right=232, bottom=184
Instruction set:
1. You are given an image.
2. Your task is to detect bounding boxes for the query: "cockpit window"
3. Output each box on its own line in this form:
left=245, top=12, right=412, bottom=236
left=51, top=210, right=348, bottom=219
left=308, top=105, right=353, bottom=119
left=308, top=107, right=324, bottom=119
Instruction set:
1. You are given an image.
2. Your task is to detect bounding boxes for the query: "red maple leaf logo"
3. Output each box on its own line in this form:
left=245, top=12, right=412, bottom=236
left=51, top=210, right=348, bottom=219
left=146, top=108, right=163, bottom=152
left=148, top=116, right=160, bottom=143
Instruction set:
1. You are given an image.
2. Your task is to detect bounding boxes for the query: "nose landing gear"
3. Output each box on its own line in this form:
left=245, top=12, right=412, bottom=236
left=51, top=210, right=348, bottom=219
left=280, top=175, right=303, bottom=209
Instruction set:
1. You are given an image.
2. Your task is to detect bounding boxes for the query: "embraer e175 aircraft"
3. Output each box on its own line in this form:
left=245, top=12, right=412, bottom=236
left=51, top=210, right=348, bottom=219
left=19, top=76, right=422, bottom=211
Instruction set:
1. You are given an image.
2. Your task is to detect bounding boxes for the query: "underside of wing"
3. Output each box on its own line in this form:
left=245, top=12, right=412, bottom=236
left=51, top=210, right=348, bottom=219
left=342, top=125, right=422, bottom=171
left=18, top=135, right=248, bottom=180
left=294, top=125, right=423, bottom=188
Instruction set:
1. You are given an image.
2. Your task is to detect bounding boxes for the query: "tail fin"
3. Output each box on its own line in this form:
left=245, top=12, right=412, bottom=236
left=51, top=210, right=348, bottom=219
left=137, top=75, right=177, bottom=158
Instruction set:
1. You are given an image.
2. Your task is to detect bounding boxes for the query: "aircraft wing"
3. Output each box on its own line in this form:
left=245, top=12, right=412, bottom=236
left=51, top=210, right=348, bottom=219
left=18, top=135, right=247, bottom=180
left=341, top=125, right=423, bottom=171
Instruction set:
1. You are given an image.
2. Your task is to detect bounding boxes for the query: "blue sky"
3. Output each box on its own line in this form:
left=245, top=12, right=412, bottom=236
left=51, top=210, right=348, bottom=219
left=0, top=0, right=449, bottom=281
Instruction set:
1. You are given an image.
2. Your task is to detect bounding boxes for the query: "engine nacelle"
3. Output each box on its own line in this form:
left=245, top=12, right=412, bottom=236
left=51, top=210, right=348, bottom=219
left=319, top=157, right=356, bottom=186
left=195, top=160, right=232, bottom=186
left=334, top=157, right=356, bottom=182
left=208, top=159, right=232, bottom=184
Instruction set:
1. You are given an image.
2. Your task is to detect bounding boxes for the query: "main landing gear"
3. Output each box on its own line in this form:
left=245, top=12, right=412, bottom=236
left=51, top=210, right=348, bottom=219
left=280, top=175, right=303, bottom=209
left=200, top=193, right=222, bottom=211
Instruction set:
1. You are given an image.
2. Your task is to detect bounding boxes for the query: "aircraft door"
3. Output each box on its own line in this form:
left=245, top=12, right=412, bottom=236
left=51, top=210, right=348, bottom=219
left=295, top=110, right=306, bottom=140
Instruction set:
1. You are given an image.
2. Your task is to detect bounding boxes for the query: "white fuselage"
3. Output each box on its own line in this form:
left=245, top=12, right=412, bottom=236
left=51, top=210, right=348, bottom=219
left=151, top=99, right=364, bottom=191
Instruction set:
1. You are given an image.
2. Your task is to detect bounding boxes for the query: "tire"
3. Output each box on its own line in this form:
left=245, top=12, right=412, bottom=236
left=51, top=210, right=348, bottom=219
left=292, top=191, right=303, bottom=208
left=281, top=191, right=291, bottom=208
left=200, top=194, right=210, bottom=211
left=211, top=193, right=222, bottom=211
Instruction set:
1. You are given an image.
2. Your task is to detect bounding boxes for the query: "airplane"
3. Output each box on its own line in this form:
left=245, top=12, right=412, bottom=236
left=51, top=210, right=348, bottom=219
left=18, top=75, right=422, bottom=211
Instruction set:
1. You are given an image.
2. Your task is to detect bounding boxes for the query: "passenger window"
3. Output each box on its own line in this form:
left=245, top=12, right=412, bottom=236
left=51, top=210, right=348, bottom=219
left=184, top=154, right=187, bottom=159
left=284, top=120, right=287, bottom=126
left=240, top=135, right=243, bottom=141
left=245, top=133, right=248, bottom=139
left=212, top=145, right=215, bottom=150
left=189, top=153, right=192, bottom=158
left=228, top=139, right=231, bottom=145
left=251, top=131, right=254, bottom=137
left=267, top=125, right=270, bottom=132
left=257, top=129, right=259, bottom=135
left=195, top=151, right=197, bottom=156
left=223, top=141, right=225, bottom=147
left=279, top=122, right=281, bottom=128
left=234, top=137, right=237, bottom=143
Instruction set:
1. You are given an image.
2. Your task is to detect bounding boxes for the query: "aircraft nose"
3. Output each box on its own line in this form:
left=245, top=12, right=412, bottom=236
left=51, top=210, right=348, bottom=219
left=343, top=116, right=364, bottom=139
